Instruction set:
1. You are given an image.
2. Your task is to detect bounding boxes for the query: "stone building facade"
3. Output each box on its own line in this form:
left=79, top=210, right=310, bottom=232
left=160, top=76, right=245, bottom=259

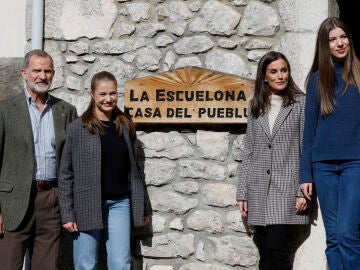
left=1, top=0, right=340, bottom=269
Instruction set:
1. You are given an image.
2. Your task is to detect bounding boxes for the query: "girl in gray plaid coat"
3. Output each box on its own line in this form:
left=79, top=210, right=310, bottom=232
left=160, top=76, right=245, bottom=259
left=59, top=71, right=150, bottom=270
left=237, top=51, right=310, bottom=270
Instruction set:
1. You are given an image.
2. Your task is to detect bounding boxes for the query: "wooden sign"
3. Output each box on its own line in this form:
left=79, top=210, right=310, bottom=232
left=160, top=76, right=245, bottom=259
left=124, top=67, right=254, bottom=124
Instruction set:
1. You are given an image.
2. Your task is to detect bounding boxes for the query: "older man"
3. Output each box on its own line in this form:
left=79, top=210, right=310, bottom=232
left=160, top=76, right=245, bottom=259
left=0, top=50, right=77, bottom=269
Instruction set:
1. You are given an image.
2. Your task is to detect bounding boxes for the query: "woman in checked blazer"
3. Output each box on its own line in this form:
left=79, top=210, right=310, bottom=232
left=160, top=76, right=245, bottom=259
left=236, top=51, right=309, bottom=270
left=58, top=71, right=150, bottom=270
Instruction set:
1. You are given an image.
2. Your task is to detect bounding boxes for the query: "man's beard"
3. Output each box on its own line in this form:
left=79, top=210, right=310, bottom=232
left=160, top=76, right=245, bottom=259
left=25, top=79, right=51, bottom=93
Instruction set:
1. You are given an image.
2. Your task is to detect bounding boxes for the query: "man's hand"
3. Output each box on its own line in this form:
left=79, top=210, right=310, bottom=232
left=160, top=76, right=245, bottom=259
left=62, top=222, right=78, bottom=233
left=237, top=200, right=248, bottom=217
left=300, top=183, right=313, bottom=201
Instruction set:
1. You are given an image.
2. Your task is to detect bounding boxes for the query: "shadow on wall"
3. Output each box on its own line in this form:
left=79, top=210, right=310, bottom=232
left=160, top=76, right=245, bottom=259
left=58, top=139, right=153, bottom=270
left=0, top=58, right=23, bottom=99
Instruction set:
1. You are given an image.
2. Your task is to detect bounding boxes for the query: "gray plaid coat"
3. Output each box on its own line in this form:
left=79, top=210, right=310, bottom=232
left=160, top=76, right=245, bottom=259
left=236, top=95, right=309, bottom=226
left=58, top=118, right=149, bottom=231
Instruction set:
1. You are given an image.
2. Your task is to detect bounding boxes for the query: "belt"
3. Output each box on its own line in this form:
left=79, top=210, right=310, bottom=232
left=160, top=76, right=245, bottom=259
left=33, top=180, right=58, bottom=190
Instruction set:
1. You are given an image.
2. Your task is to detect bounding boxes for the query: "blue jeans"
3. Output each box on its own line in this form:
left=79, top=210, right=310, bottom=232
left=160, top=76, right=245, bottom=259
left=73, top=198, right=131, bottom=270
left=313, top=160, right=360, bottom=270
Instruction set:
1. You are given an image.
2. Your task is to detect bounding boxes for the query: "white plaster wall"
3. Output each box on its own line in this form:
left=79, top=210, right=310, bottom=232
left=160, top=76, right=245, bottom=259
left=0, top=0, right=26, bottom=57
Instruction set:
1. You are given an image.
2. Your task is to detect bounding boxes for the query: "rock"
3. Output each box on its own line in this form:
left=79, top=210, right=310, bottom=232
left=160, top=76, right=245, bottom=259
left=227, top=162, right=239, bottom=177
left=230, top=0, right=248, bottom=6
left=169, top=218, right=184, bottom=231
left=173, top=181, right=200, bottom=195
left=189, top=1, right=202, bottom=12
left=127, top=2, right=151, bottom=22
left=207, top=235, right=257, bottom=266
left=149, top=190, right=198, bottom=214
left=144, top=159, right=177, bottom=186
left=170, top=22, right=187, bottom=36
left=116, top=23, right=136, bottom=37
left=168, top=1, right=193, bottom=22
left=150, top=266, right=174, bottom=270
left=187, top=134, right=196, bottom=145
left=157, top=6, right=169, bottom=21
left=122, top=53, right=135, bottom=63
left=138, top=131, right=194, bottom=159
left=68, top=41, right=89, bottom=55
left=239, top=1, right=279, bottom=36
left=189, top=0, right=241, bottom=36
left=133, top=37, right=147, bottom=50
left=66, top=75, right=82, bottom=91
left=196, top=242, right=205, bottom=261
left=138, top=23, right=166, bottom=38
left=174, top=36, right=214, bottom=55
left=119, top=7, right=128, bottom=16
left=179, top=263, right=233, bottom=270
left=44, top=40, right=64, bottom=89
left=226, top=211, right=247, bottom=232
left=245, top=39, right=272, bottom=50
left=187, top=210, right=223, bottom=233
left=0, top=58, right=23, bottom=98
left=205, top=49, right=249, bottom=78
left=82, top=55, right=96, bottom=63
left=179, top=160, right=227, bottom=181
left=52, top=92, right=90, bottom=115
left=217, top=39, right=238, bottom=49
left=247, top=49, right=268, bottom=62
left=92, top=39, right=133, bottom=55
left=135, top=47, right=162, bottom=71
left=68, top=63, right=88, bottom=76
left=155, top=34, right=174, bottom=47
left=65, top=54, right=78, bottom=63
left=196, top=130, right=230, bottom=161
left=45, top=0, right=117, bottom=40
left=239, top=36, right=250, bottom=46
left=249, top=63, right=258, bottom=80
left=203, top=183, right=237, bottom=207
left=84, top=57, right=135, bottom=91
left=231, top=134, right=246, bottom=161
left=141, top=233, right=195, bottom=258
left=174, top=56, right=202, bottom=69
left=60, top=42, right=67, bottom=52
left=164, top=51, right=176, bottom=70
left=152, top=214, right=167, bottom=233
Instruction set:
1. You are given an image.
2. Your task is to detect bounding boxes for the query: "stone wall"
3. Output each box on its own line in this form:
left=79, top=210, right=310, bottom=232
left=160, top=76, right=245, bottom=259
left=25, top=0, right=336, bottom=108
left=13, top=0, right=340, bottom=269
left=135, top=127, right=257, bottom=269
left=0, top=58, right=23, bottom=99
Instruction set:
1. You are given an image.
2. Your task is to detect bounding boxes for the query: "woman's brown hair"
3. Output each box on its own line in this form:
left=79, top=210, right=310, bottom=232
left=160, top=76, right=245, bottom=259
left=82, top=71, right=136, bottom=138
left=306, top=17, right=360, bottom=115
left=251, top=51, right=304, bottom=118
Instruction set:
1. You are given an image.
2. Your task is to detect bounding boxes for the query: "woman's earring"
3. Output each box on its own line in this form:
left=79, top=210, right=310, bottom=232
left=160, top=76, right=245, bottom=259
left=264, top=79, right=268, bottom=83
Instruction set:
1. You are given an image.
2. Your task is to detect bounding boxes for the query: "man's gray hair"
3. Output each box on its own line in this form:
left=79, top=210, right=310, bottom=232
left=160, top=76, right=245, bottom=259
left=23, top=50, right=54, bottom=70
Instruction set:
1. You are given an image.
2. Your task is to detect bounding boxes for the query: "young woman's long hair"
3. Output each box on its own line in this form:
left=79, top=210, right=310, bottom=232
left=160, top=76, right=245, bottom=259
left=306, top=17, right=360, bottom=115
left=82, top=71, right=136, bottom=138
left=251, top=51, right=304, bottom=118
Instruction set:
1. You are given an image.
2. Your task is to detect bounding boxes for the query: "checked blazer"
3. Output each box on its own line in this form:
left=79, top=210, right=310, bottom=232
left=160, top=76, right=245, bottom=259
left=236, top=95, right=309, bottom=226
left=58, top=118, right=150, bottom=231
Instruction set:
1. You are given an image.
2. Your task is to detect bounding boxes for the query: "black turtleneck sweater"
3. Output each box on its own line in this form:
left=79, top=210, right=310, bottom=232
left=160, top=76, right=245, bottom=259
left=100, top=121, right=130, bottom=199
